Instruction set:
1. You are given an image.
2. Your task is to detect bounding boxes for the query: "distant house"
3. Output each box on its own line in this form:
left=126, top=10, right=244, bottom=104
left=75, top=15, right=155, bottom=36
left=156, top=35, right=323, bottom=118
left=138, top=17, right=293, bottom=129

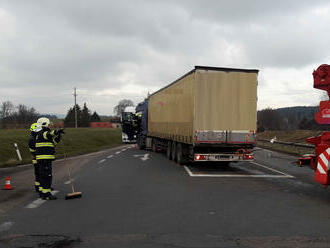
left=90, top=122, right=120, bottom=128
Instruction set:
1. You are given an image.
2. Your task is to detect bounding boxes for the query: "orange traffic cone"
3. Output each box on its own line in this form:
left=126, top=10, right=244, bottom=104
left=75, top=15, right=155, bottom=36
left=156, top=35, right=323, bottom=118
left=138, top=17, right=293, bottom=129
left=4, top=176, right=12, bottom=190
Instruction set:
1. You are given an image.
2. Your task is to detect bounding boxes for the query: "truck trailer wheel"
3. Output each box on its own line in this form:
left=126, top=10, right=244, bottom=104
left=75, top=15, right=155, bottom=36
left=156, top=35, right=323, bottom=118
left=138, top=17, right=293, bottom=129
left=152, top=138, right=157, bottom=152
left=176, top=143, right=187, bottom=165
left=171, top=142, right=177, bottom=161
left=166, top=141, right=172, bottom=160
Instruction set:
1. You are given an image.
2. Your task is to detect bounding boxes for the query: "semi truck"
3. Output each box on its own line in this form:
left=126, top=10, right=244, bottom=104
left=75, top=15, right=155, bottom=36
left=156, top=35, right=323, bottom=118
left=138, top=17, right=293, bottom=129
left=135, top=65, right=258, bottom=164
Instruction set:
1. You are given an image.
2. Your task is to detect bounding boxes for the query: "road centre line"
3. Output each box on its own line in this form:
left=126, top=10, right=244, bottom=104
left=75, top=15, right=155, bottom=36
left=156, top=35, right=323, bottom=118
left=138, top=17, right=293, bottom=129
left=115, top=151, right=121, bottom=154
left=98, top=159, right=106, bottom=164
left=25, top=190, right=59, bottom=209
left=107, top=155, right=114, bottom=159
left=64, top=179, right=74, bottom=185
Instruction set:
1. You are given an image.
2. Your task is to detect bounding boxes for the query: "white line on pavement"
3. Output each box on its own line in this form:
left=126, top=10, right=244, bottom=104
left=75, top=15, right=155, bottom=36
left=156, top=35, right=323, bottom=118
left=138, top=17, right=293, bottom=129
left=184, top=163, right=294, bottom=178
left=0, top=221, right=13, bottom=232
left=25, top=190, right=59, bottom=208
left=98, top=159, right=106, bottom=164
left=250, top=161, right=295, bottom=178
left=121, top=149, right=126, bottom=152
left=107, top=155, right=114, bottom=159
left=115, top=151, right=121, bottom=154
left=64, top=179, right=74, bottom=185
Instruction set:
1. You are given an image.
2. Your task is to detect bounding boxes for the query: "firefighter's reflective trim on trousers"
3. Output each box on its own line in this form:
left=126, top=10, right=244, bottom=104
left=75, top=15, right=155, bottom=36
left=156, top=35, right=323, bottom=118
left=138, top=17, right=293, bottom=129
left=29, top=148, right=36, bottom=152
left=35, top=181, right=40, bottom=186
left=41, top=188, right=51, bottom=193
left=32, top=159, right=37, bottom=164
left=36, top=155, right=55, bottom=160
left=36, top=142, right=54, bottom=148
left=39, top=186, right=43, bottom=192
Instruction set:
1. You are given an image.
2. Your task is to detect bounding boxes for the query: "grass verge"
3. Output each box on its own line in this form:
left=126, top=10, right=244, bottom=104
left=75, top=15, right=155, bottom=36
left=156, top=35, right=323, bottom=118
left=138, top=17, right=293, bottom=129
left=257, top=130, right=316, bottom=156
left=0, top=128, right=122, bottom=168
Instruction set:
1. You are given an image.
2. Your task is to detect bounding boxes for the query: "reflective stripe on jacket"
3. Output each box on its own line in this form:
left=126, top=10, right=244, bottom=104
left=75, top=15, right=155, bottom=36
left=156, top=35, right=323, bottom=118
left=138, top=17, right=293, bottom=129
left=35, top=128, right=61, bottom=160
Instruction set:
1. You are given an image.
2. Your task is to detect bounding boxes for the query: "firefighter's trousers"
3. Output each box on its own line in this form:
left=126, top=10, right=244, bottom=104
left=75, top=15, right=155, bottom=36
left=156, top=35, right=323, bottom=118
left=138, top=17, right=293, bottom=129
left=38, top=159, right=53, bottom=197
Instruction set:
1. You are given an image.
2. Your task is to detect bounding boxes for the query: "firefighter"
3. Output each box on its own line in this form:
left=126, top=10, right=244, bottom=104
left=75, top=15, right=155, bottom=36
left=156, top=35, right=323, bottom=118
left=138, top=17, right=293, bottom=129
left=36, top=117, right=65, bottom=200
left=28, top=122, right=41, bottom=193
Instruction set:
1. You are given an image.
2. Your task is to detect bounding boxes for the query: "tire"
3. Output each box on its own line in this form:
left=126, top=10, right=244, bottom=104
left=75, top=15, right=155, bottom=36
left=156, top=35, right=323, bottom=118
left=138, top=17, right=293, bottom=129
left=166, top=141, right=172, bottom=160
left=176, top=143, right=187, bottom=165
left=152, top=138, right=157, bottom=152
left=171, top=141, right=177, bottom=161
left=136, top=136, right=145, bottom=150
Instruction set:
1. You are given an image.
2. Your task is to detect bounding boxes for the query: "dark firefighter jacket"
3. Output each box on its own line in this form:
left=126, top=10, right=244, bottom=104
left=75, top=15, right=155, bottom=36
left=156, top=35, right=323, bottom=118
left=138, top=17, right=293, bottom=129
left=28, top=132, right=38, bottom=164
left=35, top=128, right=62, bottom=160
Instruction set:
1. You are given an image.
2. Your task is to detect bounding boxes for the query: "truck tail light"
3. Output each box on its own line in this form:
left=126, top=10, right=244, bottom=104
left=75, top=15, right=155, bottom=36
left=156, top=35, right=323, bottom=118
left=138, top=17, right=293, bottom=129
left=195, top=154, right=206, bottom=160
left=244, top=154, right=254, bottom=160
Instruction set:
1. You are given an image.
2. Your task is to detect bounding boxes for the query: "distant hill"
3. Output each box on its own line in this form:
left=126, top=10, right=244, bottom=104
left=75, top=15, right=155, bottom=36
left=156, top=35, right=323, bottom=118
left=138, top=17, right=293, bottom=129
left=257, top=106, right=329, bottom=131
left=276, top=106, right=318, bottom=120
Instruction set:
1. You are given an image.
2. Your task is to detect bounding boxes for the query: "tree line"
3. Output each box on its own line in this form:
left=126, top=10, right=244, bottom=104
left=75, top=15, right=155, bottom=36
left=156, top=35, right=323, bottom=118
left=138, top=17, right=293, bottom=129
left=0, top=101, right=39, bottom=129
left=64, top=103, right=101, bottom=127
left=257, top=106, right=330, bottom=132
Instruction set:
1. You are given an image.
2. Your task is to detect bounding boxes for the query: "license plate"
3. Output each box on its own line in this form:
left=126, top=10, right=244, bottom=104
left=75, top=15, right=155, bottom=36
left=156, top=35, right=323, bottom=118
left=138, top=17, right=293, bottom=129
left=210, top=155, right=230, bottom=160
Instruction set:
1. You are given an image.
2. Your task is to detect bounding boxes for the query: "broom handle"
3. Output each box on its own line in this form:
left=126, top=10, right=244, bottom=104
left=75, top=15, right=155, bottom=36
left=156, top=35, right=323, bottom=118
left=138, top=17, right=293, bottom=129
left=68, top=167, right=76, bottom=193
left=62, top=134, right=76, bottom=193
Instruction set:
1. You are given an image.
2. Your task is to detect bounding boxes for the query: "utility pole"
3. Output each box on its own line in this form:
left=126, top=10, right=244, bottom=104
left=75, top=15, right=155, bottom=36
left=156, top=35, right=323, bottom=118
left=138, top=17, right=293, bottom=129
left=73, top=87, right=78, bottom=128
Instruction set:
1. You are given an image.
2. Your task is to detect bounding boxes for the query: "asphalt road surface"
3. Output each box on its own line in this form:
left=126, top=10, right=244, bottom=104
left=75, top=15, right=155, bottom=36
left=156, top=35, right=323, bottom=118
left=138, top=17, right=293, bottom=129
left=1, top=145, right=330, bottom=247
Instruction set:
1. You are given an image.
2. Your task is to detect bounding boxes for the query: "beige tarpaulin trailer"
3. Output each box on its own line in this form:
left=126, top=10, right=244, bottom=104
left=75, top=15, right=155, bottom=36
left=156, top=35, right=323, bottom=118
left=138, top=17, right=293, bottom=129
left=148, top=66, right=258, bottom=145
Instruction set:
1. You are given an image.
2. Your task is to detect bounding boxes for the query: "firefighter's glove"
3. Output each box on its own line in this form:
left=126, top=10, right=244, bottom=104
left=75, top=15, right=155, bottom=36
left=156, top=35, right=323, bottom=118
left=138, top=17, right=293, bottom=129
left=58, top=128, right=65, bottom=135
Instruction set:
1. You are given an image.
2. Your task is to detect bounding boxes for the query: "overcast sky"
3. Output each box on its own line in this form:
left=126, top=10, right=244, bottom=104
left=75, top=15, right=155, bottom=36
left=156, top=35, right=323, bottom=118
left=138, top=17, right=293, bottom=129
left=0, top=0, right=329, bottom=116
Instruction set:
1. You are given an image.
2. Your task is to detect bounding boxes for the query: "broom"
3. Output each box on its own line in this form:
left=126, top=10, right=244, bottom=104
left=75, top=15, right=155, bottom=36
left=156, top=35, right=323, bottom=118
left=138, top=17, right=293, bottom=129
left=61, top=133, right=82, bottom=200
left=65, top=167, right=82, bottom=200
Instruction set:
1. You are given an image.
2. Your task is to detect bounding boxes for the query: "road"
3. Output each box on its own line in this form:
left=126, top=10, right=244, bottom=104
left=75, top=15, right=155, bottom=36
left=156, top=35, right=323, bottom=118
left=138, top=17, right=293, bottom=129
left=1, top=145, right=330, bottom=247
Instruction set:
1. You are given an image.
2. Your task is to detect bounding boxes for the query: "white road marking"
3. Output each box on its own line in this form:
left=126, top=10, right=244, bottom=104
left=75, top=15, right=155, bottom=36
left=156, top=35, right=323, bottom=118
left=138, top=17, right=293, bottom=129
left=25, top=190, right=59, bottom=208
left=107, top=155, right=114, bottom=159
left=115, top=151, right=121, bottom=154
left=250, top=161, right=294, bottom=178
left=184, top=162, right=294, bottom=178
left=64, top=179, right=74, bottom=185
left=0, top=221, right=13, bottom=232
left=98, top=159, right=106, bottom=164
left=133, top=154, right=150, bottom=161
left=141, top=153, right=150, bottom=161
left=121, top=149, right=126, bottom=152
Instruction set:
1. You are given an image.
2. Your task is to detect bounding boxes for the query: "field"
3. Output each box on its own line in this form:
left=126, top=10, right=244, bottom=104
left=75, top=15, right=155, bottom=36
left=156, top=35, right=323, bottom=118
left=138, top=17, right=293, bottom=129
left=257, top=130, right=322, bottom=143
left=0, top=128, right=122, bottom=167
left=256, top=130, right=319, bottom=155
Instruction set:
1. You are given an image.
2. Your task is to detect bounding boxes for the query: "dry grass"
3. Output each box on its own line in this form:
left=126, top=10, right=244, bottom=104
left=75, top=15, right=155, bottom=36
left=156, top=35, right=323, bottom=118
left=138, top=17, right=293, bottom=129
left=257, top=130, right=323, bottom=144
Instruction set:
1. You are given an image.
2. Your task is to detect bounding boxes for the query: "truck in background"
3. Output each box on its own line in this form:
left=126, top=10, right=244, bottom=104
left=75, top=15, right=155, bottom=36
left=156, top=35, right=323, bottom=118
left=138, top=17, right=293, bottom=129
left=121, top=106, right=137, bottom=143
left=135, top=66, right=258, bottom=164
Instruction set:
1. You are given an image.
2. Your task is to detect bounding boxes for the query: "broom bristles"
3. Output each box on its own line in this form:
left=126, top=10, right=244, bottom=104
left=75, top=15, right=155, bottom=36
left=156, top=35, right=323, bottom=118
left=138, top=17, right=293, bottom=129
left=65, top=192, right=82, bottom=200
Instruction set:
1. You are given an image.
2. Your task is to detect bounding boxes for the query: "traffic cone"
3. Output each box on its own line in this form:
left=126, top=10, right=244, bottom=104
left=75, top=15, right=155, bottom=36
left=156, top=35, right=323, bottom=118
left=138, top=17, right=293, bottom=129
left=4, top=176, right=12, bottom=190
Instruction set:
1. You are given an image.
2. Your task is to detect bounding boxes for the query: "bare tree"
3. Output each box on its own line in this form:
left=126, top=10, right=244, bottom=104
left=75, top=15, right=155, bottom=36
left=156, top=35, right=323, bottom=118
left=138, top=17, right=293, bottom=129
left=113, top=99, right=134, bottom=116
left=0, top=101, right=14, bottom=119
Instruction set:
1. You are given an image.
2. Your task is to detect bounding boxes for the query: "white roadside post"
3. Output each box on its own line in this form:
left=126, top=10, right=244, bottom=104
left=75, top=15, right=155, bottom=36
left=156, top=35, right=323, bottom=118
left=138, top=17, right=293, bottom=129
left=14, top=143, right=22, bottom=161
